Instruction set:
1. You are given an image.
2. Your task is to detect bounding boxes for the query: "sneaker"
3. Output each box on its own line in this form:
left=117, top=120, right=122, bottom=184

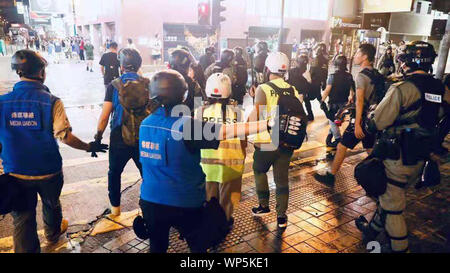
left=313, top=171, right=335, bottom=187
left=252, top=205, right=270, bottom=216
left=277, top=216, right=288, bottom=229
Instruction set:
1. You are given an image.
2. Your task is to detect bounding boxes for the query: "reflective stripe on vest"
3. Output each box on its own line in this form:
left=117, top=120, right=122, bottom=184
left=198, top=104, right=245, bottom=183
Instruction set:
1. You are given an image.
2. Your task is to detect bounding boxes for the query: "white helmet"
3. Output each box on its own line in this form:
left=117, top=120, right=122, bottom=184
left=205, top=73, right=232, bottom=99
left=265, top=52, right=289, bottom=74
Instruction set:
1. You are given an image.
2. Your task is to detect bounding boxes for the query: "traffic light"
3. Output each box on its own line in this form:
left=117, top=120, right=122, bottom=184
left=211, top=0, right=226, bottom=28
left=198, top=0, right=210, bottom=25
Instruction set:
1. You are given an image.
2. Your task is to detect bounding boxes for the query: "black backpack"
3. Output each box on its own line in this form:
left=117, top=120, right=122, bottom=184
left=183, top=198, right=229, bottom=251
left=265, top=82, right=308, bottom=151
left=361, top=68, right=386, bottom=105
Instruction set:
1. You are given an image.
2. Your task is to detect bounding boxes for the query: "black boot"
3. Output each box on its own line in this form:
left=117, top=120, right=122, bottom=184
left=355, top=215, right=379, bottom=244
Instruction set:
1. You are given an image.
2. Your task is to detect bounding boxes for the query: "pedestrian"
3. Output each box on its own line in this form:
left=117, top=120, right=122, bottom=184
left=54, top=39, right=63, bottom=64
left=84, top=40, right=95, bottom=72
left=99, top=42, right=120, bottom=88
left=34, top=38, right=40, bottom=52
left=0, top=50, right=108, bottom=253
left=355, top=41, right=444, bottom=253
left=377, top=46, right=396, bottom=77
left=248, top=52, right=306, bottom=229
left=138, top=69, right=272, bottom=253
left=314, top=44, right=379, bottom=187
left=126, top=38, right=137, bottom=50
left=320, top=55, right=355, bottom=147
left=0, top=38, right=5, bottom=56
left=194, top=73, right=246, bottom=227
left=150, top=33, right=162, bottom=65
left=94, top=48, right=146, bottom=217
left=79, top=38, right=85, bottom=61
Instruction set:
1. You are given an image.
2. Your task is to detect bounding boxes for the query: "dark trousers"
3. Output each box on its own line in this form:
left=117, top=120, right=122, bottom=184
left=253, top=148, right=293, bottom=217
left=108, top=142, right=142, bottom=207
left=304, top=97, right=313, bottom=117
left=11, top=173, right=64, bottom=253
left=139, top=199, right=205, bottom=253
left=79, top=49, right=85, bottom=60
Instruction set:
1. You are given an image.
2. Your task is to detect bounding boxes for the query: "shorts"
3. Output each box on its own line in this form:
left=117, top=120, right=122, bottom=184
left=152, top=54, right=161, bottom=60
left=340, top=121, right=375, bottom=149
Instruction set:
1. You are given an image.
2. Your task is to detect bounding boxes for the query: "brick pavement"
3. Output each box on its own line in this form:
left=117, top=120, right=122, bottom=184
left=85, top=150, right=450, bottom=254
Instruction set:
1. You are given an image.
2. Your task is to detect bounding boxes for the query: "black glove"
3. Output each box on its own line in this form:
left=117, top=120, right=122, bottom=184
left=88, top=134, right=108, bottom=157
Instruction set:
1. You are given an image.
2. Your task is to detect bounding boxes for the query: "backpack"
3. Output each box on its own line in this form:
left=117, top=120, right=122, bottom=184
left=183, top=198, right=229, bottom=251
left=112, top=77, right=152, bottom=146
left=265, top=82, right=308, bottom=151
left=361, top=68, right=386, bottom=105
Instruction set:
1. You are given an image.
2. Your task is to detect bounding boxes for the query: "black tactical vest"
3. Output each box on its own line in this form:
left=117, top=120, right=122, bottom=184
left=329, top=70, right=354, bottom=104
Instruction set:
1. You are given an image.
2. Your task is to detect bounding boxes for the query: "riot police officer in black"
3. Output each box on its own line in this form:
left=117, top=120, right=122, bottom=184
left=288, top=54, right=313, bottom=118
left=320, top=55, right=355, bottom=147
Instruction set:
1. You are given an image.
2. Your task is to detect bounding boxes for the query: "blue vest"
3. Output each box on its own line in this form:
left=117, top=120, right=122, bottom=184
left=110, top=72, right=140, bottom=131
left=0, top=81, right=62, bottom=176
left=139, top=107, right=206, bottom=208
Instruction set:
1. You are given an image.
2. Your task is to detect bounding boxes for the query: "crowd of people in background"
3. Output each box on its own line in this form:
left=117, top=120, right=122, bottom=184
left=1, top=32, right=449, bottom=255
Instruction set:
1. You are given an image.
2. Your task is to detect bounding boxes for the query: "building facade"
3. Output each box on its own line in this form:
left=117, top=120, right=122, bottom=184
left=74, top=0, right=334, bottom=63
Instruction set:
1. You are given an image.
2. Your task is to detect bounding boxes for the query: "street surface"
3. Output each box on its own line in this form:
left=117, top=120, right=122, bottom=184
left=0, top=55, right=449, bottom=253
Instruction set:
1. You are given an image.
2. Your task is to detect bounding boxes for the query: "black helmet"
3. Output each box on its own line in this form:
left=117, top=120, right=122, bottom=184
left=398, top=41, right=437, bottom=73
left=234, top=46, right=244, bottom=58
left=205, top=46, right=215, bottom=55
left=169, top=49, right=191, bottom=74
left=11, top=50, right=47, bottom=81
left=256, top=41, right=269, bottom=55
left=150, top=70, right=188, bottom=107
left=296, top=54, right=309, bottom=68
left=118, top=48, right=142, bottom=72
left=220, top=49, right=235, bottom=67
left=334, top=55, right=348, bottom=71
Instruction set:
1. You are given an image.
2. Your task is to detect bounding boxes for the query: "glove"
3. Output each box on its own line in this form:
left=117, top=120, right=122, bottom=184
left=88, top=133, right=108, bottom=157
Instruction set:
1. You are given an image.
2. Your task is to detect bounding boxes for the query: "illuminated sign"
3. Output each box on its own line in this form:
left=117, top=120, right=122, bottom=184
left=16, top=2, right=24, bottom=14
left=363, top=0, right=413, bottom=14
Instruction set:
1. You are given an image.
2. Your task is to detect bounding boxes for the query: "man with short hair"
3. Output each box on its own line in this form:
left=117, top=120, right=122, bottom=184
left=0, top=50, right=107, bottom=253
left=99, top=42, right=120, bottom=89
left=314, top=44, right=378, bottom=186
left=95, top=48, right=146, bottom=216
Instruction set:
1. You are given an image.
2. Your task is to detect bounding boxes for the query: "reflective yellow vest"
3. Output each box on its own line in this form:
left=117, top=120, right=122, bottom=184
left=195, top=103, right=245, bottom=183
left=254, top=78, right=301, bottom=144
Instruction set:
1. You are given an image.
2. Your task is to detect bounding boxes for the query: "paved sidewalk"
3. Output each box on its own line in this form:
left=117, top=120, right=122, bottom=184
left=86, top=147, right=450, bottom=254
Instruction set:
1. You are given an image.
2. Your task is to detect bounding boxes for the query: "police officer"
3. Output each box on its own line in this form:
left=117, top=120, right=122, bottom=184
left=199, top=46, right=216, bottom=71
left=169, top=49, right=203, bottom=113
left=377, top=45, right=396, bottom=77
left=204, top=49, right=235, bottom=81
left=288, top=54, right=313, bottom=120
left=138, top=70, right=272, bottom=253
left=309, top=42, right=329, bottom=121
left=231, top=46, right=249, bottom=105
left=249, top=41, right=270, bottom=97
left=356, top=41, right=444, bottom=253
left=0, top=50, right=107, bottom=253
left=94, top=48, right=144, bottom=217
left=320, top=55, right=355, bottom=147
left=248, top=52, right=304, bottom=229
